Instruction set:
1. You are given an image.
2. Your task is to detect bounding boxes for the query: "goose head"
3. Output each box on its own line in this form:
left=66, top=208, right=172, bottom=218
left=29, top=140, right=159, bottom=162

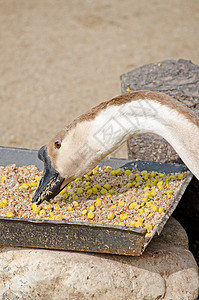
left=32, top=126, right=99, bottom=204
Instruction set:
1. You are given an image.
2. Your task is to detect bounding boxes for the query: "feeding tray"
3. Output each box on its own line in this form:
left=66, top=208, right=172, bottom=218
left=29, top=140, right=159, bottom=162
left=0, top=146, right=192, bottom=256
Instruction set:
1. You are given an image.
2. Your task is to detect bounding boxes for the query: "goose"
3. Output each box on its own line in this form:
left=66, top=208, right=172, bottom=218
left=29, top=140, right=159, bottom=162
left=33, top=90, right=199, bottom=204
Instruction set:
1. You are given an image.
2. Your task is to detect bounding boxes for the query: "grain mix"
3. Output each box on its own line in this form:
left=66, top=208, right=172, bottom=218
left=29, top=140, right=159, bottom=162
left=0, top=164, right=188, bottom=240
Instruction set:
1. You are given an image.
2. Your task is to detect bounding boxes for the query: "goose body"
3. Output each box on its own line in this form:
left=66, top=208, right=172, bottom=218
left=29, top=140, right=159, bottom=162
left=33, top=91, right=199, bottom=204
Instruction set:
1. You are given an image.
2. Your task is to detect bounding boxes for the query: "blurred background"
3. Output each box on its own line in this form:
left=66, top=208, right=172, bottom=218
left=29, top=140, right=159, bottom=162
left=0, top=0, right=199, bottom=158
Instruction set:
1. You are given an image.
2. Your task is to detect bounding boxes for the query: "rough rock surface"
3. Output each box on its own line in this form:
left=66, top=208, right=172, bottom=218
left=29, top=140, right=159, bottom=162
left=121, top=59, right=199, bottom=164
left=0, top=218, right=198, bottom=300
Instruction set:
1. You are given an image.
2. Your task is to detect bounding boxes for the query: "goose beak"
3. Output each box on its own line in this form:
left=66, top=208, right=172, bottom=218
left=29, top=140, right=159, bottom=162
left=32, top=145, right=65, bottom=205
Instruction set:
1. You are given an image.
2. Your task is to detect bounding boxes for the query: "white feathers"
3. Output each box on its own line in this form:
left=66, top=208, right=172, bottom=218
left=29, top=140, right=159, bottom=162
left=55, top=98, right=199, bottom=180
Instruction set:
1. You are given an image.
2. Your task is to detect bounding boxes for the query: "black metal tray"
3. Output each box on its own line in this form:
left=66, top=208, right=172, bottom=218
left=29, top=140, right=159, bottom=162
left=0, top=146, right=192, bottom=255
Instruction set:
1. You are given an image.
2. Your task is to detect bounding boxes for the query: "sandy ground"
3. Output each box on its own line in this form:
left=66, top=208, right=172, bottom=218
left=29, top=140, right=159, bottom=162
left=0, top=0, right=199, bottom=158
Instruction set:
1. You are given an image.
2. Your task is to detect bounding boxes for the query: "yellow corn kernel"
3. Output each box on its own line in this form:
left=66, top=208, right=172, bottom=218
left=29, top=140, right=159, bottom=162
left=106, top=194, right=112, bottom=198
left=138, top=209, right=144, bottom=213
left=159, top=207, right=164, bottom=213
left=32, top=203, right=38, bottom=210
left=29, top=182, right=38, bottom=187
left=134, top=221, right=142, bottom=227
left=100, top=188, right=107, bottom=195
left=135, top=176, right=143, bottom=182
left=103, top=183, right=111, bottom=190
left=129, top=202, right=137, bottom=209
left=108, top=212, right=115, bottom=220
left=75, top=177, right=81, bottom=181
left=49, top=212, right=54, bottom=217
left=151, top=189, right=157, bottom=197
left=154, top=200, right=159, bottom=204
left=125, top=170, right=131, bottom=176
left=125, top=194, right=131, bottom=199
left=146, top=201, right=152, bottom=207
left=20, top=183, right=29, bottom=188
left=86, top=189, right=92, bottom=195
left=92, top=167, right=99, bottom=175
left=120, top=213, right=128, bottom=221
left=63, top=193, right=69, bottom=200
left=72, top=194, right=79, bottom=200
left=116, top=168, right=123, bottom=176
left=0, top=199, right=8, bottom=208
left=150, top=171, right=157, bottom=177
left=134, top=204, right=141, bottom=210
left=145, top=183, right=151, bottom=189
left=35, top=176, right=41, bottom=182
left=144, top=190, right=152, bottom=198
left=84, top=175, right=90, bottom=181
left=158, top=173, right=165, bottom=178
left=144, top=174, right=150, bottom=180
left=145, top=224, right=153, bottom=232
left=130, top=220, right=136, bottom=227
left=151, top=205, right=158, bottom=212
left=95, top=184, right=102, bottom=190
left=54, top=204, right=60, bottom=211
left=111, top=170, right=116, bottom=176
left=1, top=176, right=6, bottom=181
left=141, top=170, right=148, bottom=176
left=87, top=211, right=95, bottom=219
left=77, top=188, right=84, bottom=194
left=167, top=190, right=174, bottom=198
left=89, top=205, right=95, bottom=212
left=32, top=206, right=40, bottom=215
left=136, top=217, right=143, bottom=225
left=148, top=213, right=154, bottom=218
left=144, top=208, right=149, bottom=213
left=126, top=182, right=133, bottom=188
left=157, top=181, right=163, bottom=190
left=67, top=206, right=73, bottom=211
left=178, top=173, right=184, bottom=180
left=92, top=187, right=98, bottom=194
left=82, top=209, right=88, bottom=215
left=39, top=209, right=46, bottom=217
left=73, top=201, right=79, bottom=207
left=111, top=204, right=116, bottom=209
left=135, top=182, right=141, bottom=188
left=95, top=198, right=102, bottom=205
left=118, top=200, right=125, bottom=206
left=118, top=222, right=125, bottom=226
left=105, top=166, right=113, bottom=172
left=44, top=204, right=52, bottom=210
left=108, top=189, right=115, bottom=195
left=59, top=188, right=67, bottom=195
left=6, top=212, right=15, bottom=217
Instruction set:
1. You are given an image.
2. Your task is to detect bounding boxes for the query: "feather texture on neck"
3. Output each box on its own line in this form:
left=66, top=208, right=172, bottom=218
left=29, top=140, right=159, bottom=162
left=48, top=91, right=199, bottom=181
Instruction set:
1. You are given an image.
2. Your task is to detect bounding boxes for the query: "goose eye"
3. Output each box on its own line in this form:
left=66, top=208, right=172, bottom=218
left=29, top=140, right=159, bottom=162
left=54, top=140, right=61, bottom=149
